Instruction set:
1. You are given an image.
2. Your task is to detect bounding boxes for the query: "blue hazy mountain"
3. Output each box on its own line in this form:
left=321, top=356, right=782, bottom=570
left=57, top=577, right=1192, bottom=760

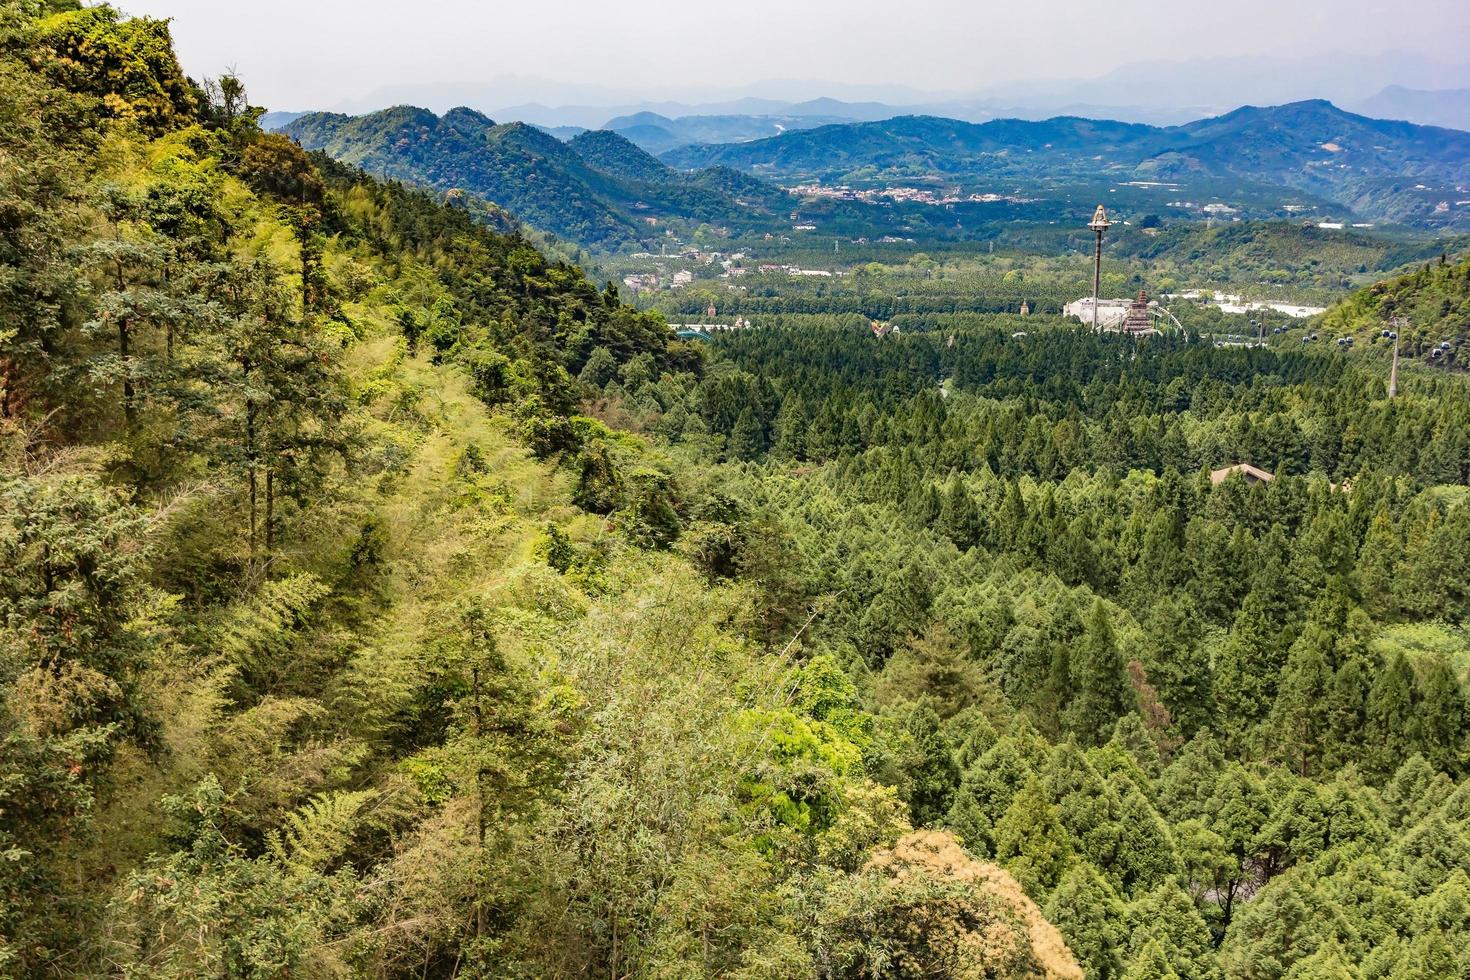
left=601, top=111, right=858, bottom=154
left=1349, top=86, right=1470, bottom=132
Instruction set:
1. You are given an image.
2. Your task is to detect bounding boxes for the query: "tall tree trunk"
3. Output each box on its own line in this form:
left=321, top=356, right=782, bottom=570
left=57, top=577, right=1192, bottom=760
left=114, top=256, right=136, bottom=428
left=470, top=665, right=488, bottom=941
left=265, top=466, right=275, bottom=557
left=119, top=318, right=135, bottom=428
left=246, top=396, right=257, bottom=557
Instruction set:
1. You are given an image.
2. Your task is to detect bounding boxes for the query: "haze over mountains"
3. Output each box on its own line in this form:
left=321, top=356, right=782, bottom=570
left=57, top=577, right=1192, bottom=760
left=277, top=52, right=1470, bottom=132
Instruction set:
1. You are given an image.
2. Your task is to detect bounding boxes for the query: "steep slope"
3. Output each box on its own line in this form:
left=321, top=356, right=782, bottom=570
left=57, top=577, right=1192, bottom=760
left=285, top=107, right=643, bottom=246
left=1317, top=250, right=1470, bottom=357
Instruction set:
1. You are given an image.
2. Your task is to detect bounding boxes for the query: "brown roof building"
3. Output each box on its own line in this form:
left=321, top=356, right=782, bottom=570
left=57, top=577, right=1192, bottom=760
left=1210, top=463, right=1275, bottom=486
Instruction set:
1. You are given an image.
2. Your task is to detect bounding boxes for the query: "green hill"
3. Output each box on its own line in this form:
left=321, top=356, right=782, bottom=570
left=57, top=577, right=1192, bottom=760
left=284, top=109, right=785, bottom=247
left=284, top=107, right=644, bottom=245
left=1318, top=251, right=1470, bottom=359
left=665, top=101, right=1470, bottom=229
left=567, top=127, right=674, bottom=182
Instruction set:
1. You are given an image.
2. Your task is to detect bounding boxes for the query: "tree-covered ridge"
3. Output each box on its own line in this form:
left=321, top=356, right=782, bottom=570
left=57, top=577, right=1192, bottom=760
left=1320, top=251, right=1470, bottom=354
left=283, top=106, right=789, bottom=248
left=567, top=127, right=676, bottom=183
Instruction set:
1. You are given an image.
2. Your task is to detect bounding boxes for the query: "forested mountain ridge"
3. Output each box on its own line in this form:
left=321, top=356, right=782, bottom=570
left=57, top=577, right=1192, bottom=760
left=665, top=101, right=1470, bottom=228
left=283, top=106, right=788, bottom=247
left=567, top=126, right=676, bottom=182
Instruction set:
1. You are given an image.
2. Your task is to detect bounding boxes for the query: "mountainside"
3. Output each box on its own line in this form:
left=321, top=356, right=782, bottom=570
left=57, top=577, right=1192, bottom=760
left=1318, top=250, right=1470, bottom=355
left=284, top=106, right=642, bottom=245
left=664, top=113, right=1159, bottom=176
left=666, top=101, right=1470, bottom=228
left=1146, top=101, right=1470, bottom=225
left=567, top=127, right=674, bottom=182
left=284, top=107, right=784, bottom=246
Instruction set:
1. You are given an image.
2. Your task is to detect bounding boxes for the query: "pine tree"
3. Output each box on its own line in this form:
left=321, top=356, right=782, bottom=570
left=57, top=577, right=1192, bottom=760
left=1324, top=654, right=1372, bottom=768
left=1203, top=763, right=1270, bottom=930
left=1044, top=862, right=1128, bottom=979
left=1120, top=939, right=1183, bottom=980
left=945, top=732, right=1045, bottom=855
left=1141, top=596, right=1211, bottom=739
left=937, top=473, right=980, bottom=550
left=726, top=407, right=764, bottom=461
left=1355, top=508, right=1400, bottom=618
left=901, top=705, right=960, bottom=827
left=1126, top=880, right=1216, bottom=980
left=1365, top=654, right=1418, bottom=776
left=1158, top=732, right=1225, bottom=824
left=1116, top=788, right=1183, bottom=897
left=1063, top=600, right=1134, bottom=745
left=208, top=258, right=346, bottom=559
left=994, top=776, right=1075, bottom=899
left=1414, top=655, right=1467, bottom=776
left=1219, top=866, right=1355, bottom=980
left=1266, top=639, right=1334, bottom=776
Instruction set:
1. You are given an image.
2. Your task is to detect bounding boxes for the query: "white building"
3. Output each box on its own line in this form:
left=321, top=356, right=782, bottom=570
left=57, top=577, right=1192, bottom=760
left=1063, top=297, right=1133, bottom=330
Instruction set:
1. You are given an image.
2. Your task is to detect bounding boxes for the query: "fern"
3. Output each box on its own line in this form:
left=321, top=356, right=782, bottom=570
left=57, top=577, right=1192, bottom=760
left=215, top=573, right=332, bottom=695
left=266, top=789, right=375, bottom=875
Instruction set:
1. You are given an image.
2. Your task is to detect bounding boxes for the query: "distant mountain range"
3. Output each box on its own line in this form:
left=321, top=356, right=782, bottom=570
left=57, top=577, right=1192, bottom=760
left=281, top=100, right=1470, bottom=247
left=281, top=107, right=786, bottom=247
left=1347, top=86, right=1470, bottom=132
left=664, top=101, right=1470, bottom=229
left=596, top=111, right=855, bottom=155
left=313, top=52, right=1470, bottom=127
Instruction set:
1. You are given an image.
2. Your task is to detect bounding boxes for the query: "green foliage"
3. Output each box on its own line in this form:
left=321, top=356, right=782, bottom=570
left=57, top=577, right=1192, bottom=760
left=26, top=4, right=198, bottom=135
left=6, top=6, right=1470, bottom=977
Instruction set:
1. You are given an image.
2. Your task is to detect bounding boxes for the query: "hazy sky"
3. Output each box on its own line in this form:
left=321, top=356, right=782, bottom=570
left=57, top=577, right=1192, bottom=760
left=124, top=0, right=1470, bottom=111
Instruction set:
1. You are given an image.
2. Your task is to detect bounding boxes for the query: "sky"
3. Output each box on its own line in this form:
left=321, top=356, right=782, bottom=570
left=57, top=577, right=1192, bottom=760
left=124, top=0, right=1470, bottom=112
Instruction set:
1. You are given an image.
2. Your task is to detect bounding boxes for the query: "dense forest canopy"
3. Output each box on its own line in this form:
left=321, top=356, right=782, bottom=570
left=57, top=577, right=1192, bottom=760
left=3, top=3, right=1470, bottom=979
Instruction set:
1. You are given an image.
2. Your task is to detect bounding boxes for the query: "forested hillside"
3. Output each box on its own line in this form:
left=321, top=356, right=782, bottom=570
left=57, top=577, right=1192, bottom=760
left=1319, top=251, right=1470, bottom=354
left=283, top=108, right=788, bottom=248
left=0, top=4, right=1081, bottom=976
left=7, top=3, right=1470, bottom=979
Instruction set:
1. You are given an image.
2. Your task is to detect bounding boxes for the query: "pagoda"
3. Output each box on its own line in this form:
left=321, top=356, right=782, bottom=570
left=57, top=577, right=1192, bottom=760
left=1121, top=290, right=1156, bottom=336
